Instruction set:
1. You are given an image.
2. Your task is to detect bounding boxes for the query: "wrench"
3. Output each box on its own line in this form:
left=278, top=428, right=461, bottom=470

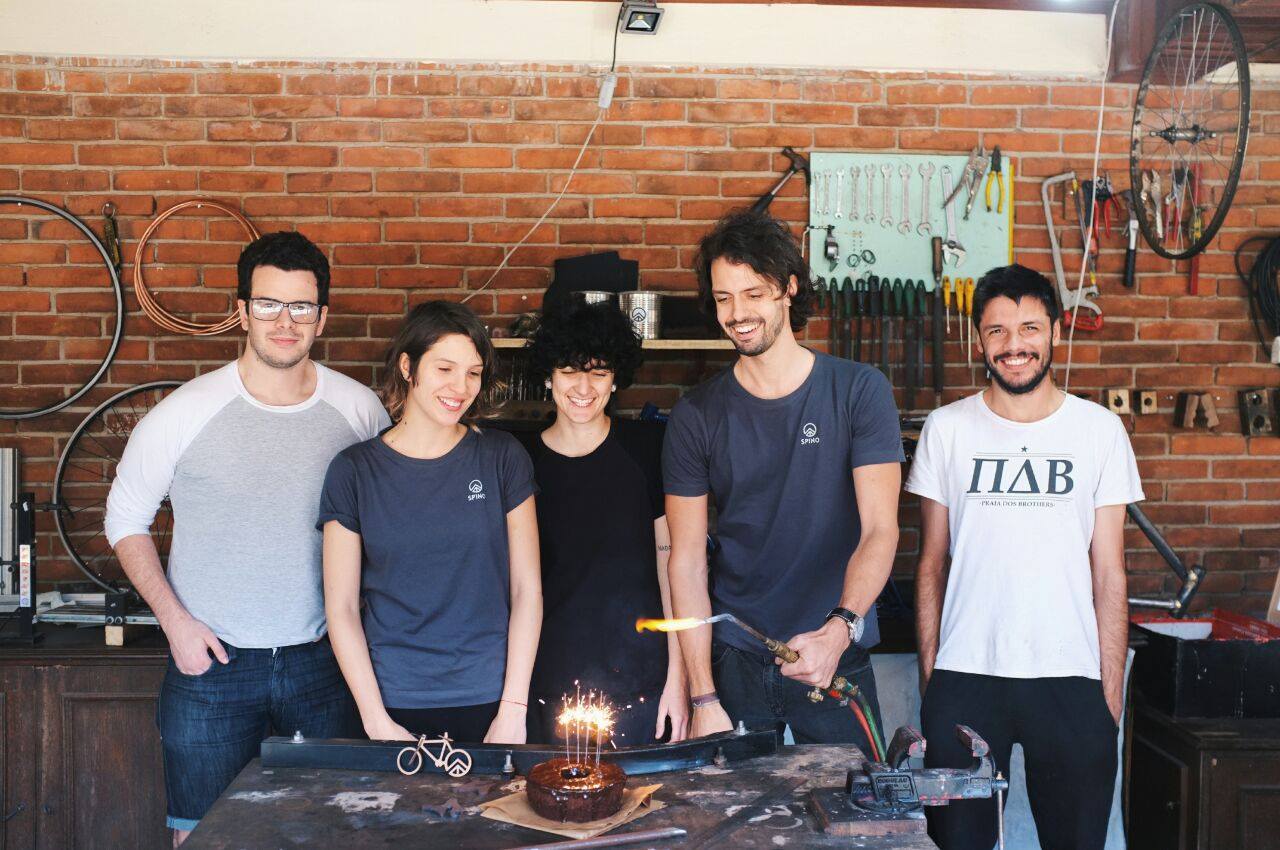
left=917, top=162, right=935, bottom=236
left=898, top=164, right=912, bottom=235
left=849, top=166, right=860, bottom=221
left=835, top=169, right=844, bottom=219
left=865, top=163, right=876, bottom=224
left=880, top=163, right=893, bottom=229
left=940, top=166, right=965, bottom=266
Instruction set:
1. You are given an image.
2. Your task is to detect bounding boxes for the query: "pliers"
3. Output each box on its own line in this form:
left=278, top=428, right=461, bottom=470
left=984, top=146, right=1004, bottom=214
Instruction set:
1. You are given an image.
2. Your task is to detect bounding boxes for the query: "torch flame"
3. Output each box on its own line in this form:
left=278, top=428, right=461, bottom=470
left=635, top=617, right=705, bottom=633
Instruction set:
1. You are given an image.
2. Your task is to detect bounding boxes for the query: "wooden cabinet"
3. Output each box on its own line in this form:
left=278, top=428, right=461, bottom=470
left=0, top=629, right=168, bottom=850
left=1127, top=702, right=1280, bottom=850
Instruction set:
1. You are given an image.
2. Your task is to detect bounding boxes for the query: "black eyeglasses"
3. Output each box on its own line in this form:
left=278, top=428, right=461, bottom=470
left=248, top=298, right=322, bottom=324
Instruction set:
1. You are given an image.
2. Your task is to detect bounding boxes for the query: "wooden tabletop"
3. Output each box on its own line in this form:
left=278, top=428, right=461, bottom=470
left=186, top=744, right=937, bottom=849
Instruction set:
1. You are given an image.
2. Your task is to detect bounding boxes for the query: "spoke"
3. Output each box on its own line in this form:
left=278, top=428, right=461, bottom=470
left=67, top=499, right=107, bottom=515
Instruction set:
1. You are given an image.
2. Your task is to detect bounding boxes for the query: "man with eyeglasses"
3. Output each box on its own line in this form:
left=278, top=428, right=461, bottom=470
left=105, top=231, right=389, bottom=845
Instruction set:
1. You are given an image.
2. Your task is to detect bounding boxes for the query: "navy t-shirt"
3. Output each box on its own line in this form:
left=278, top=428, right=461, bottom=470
left=318, top=427, right=536, bottom=709
left=662, top=352, right=903, bottom=658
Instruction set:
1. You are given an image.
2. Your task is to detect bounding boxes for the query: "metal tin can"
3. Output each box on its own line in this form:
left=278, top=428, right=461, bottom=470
left=619, top=291, right=662, bottom=339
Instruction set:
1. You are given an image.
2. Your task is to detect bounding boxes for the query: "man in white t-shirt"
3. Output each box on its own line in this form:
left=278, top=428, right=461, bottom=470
left=906, top=265, right=1143, bottom=850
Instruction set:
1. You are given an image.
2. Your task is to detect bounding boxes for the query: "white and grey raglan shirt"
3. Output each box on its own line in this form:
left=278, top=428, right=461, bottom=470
left=105, top=361, right=390, bottom=649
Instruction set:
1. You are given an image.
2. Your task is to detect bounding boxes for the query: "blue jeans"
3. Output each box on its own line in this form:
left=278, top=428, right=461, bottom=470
left=711, top=641, right=883, bottom=754
left=157, top=636, right=353, bottom=831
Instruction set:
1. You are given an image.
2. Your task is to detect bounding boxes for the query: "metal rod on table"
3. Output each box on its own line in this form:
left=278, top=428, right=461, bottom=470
left=506, top=826, right=688, bottom=850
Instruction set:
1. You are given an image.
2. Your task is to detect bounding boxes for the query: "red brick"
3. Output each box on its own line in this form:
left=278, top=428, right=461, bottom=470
left=718, top=79, right=801, bottom=100
left=118, top=119, right=202, bottom=140
left=593, top=198, right=677, bottom=219
left=375, top=171, right=460, bottom=193
left=688, top=102, right=769, bottom=124
left=887, top=83, right=966, bottom=105
left=383, top=122, right=469, bottom=143
left=0, top=93, right=69, bottom=115
left=287, top=172, right=372, bottom=193
left=27, top=118, right=115, bottom=140
left=254, top=145, right=337, bottom=167
left=385, top=221, right=470, bottom=242
left=429, top=98, right=510, bottom=119
left=0, top=142, right=74, bottom=164
left=165, top=96, right=251, bottom=117
left=207, top=121, right=291, bottom=142
left=72, top=95, right=160, bottom=117
left=331, top=196, right=416, bottom=218
left=286, top=74, right=370, bottom=96
left=971, top=84, right=1048, bottom=105
left=168, top=144, right=253, bottom=166
left=470, top=122, right=556, bottom=144
left=296, top=121, right=380, bottom=142
left=199, top=171, right=285, bottom=193
left=460, top=75, right=544, bottom=97
left=78, top=143, right=164, bottom=165
left=427, top=147, right=512, bottom=168
left=22, top=170, right=109, bottom=191
left=251, top=96, right=338, bottom=119
left=197, top=73, right=283, bottom=94
left=644, top=127, right=726, bottom=147
left=106, top=73, right=194, bottom=94
left=338, top=98, right=423, bottom=119
left=387, top=75, right=457, bottom=96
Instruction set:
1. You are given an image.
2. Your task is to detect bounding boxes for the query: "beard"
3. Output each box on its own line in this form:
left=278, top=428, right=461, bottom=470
left=247, top=330, right=311, bottom=370
left=726, top=308, right=787, bottom=357
left=984, top=345, right=1053, bottom=395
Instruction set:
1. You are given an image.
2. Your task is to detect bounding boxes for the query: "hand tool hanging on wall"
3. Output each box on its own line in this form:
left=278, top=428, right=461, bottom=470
left=1041, top=171, right=1103, bottom=332
left=876, top=277, right=890, bottom=378
left=823, top=225, right=839, bottom=271
left=841, top=277, right=855, bottom=359
left=853, top=278, right=866, bottom=362
left=1122, top=189, right=1139, bottom=289
left=943, top=275, right=953, bottom=334
left=868, top=276, right=882, bottom=372
left=101, top=202, right=122, bottom=274
left=984, top=147, right=1005, bottom=214
left=903, top=280, right=916, bottom=407
left=914, top=281, right=927, bottom=406
left=931, top=238, right=946, bottom=397
left=752, top=147, right=810, bottom=214
left=826, top=277, right=838, bottom=357
left=891, top=279, right=905, bottom=388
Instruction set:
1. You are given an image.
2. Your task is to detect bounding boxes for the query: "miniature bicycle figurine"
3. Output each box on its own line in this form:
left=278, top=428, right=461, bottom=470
left=396, top=733, right=473, bottom=778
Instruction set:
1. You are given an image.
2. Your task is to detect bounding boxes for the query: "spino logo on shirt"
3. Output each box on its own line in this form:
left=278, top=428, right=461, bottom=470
left=800, top=422, right=820, bottom=446
left=467, top=479, right=486, bottom=501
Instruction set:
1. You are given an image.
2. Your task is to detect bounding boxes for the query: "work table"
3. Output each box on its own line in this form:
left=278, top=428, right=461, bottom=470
left=185, top=745, right=939, bottom=849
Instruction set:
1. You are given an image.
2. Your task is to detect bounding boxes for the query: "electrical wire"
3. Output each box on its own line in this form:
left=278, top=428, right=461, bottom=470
left=1062, top=0, right=1122, bottom=391
left=1234, top=234, right=1280, bottom=367
left=133, top=200, right=259, bottom=336
left=464, top=5, right=622, bottom=305
left=856, top=692, right=885, bottom=759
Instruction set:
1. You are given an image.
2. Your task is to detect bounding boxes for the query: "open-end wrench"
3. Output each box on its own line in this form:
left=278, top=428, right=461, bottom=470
left=898, top=164, right=912, bottom=235
left=917, top=162, right=935, bottom=236
left=849, top=166, right=860, bottom=221
left=865, top=163, right=876, bottom=224
left=941, top=166, right=966, bottom=266
left=880, top=163, right=893, bottom=229
left=835, top=170, right=844, bottom=219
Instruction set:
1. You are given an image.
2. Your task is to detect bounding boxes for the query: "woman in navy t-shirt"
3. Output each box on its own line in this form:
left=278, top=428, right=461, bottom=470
left=320, top=301, right=541, bottom=744
left=520, top=301, right=689, bottom=747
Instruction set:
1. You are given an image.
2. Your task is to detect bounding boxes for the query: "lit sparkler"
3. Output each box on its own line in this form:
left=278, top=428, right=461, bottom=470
left=557, top=685, right=616, bottom=766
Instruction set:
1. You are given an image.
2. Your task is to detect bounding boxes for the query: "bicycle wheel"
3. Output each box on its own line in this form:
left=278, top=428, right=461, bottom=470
left=0, top=195, right=125, bottom=419
left=396, top=747, right=424, bottom=776
left=1130, top=2, right=1250, bottom=260
left=53, top=381, right=182, bottom=592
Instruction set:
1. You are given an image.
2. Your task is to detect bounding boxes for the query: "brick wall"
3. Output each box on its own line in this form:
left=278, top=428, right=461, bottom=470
left=0, top=55, right=1276, bottom=615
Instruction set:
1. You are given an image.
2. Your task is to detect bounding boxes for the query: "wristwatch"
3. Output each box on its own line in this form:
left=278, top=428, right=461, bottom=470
left=826, top=607, right=865, bottom=644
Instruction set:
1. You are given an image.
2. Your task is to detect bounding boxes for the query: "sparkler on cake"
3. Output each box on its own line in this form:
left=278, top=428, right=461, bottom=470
left=526, top=685, right=628, bottom=822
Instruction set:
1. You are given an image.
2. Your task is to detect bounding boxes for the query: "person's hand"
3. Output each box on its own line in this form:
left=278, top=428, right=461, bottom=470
left=484, top=702, right=528, bottom=744
left=689, top=701, right=732, bottom=739
left=1105, top=686, right=1123, bottom=725
left=777, top=619, right=850, bottom=688
left=166, top=614, right=228, bottom=675
left=656, top=674, right=690, bottom=743
left=364, top=713, right=415, bottom=742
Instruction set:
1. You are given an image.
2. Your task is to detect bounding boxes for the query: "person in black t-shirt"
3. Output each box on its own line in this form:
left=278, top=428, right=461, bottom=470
left=520, top=302, right=690, bottom=747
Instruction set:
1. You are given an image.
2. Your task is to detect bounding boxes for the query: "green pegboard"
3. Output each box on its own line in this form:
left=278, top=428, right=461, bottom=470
left=806, top=151, right=1014, bottom=293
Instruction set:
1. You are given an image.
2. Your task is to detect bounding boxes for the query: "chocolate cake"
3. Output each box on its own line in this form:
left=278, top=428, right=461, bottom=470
left=526, top=758, right=627, bottom=822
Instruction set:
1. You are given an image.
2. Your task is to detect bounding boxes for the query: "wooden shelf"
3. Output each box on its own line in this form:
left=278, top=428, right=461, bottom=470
left=491, top=338, right=733, bottom=351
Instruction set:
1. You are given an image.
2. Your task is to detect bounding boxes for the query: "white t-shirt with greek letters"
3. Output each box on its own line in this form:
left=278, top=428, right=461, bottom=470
left=905, top=391, right=1145, bottom=680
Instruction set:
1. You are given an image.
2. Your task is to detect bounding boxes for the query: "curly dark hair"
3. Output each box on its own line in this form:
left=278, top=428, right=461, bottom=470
left=971, top=264, right=1061, bottom=329
left=527, top=300, right=644, bottom=390
left=693, top=209, right=814, bottom=333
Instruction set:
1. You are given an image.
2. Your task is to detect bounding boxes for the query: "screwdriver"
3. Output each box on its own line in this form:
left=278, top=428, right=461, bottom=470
left=904, top=279, right=916, bottom=408
left=891, top=279, right=905, bottom=390
left=826, top=276, right=838, bottom=357
left=930, top=238, right=946, bottom=400
left=964, top=278, right=977, bottom=370
left=942, top=276, right=952, bottom=335
left=914, top=281, right=928, bottom=403
left=841, top=276, right=855, bottom=360
left=854, top=277, right=867, bottom=362
left=878, top=276, right=891, bottom=378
